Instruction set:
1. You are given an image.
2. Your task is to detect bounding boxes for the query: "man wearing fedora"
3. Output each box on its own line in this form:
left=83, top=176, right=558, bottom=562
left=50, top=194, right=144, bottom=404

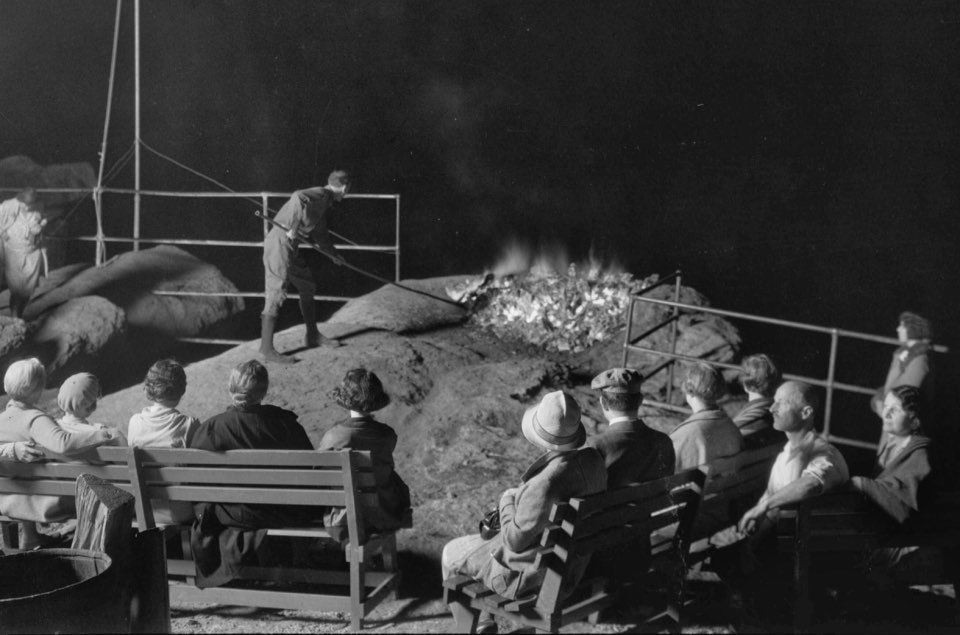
left=318, top=368, right=411, bottom=540
left=587, top=367, right=675, bottom=487
left=441, top=390, right=606, bottom=634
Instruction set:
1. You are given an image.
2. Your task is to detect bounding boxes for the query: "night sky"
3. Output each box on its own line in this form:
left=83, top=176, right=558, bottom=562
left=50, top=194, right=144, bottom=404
left=1, top=1, right=958, bottom=386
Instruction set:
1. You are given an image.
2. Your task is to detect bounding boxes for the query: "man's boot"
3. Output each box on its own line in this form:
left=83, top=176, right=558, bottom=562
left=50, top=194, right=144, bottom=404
left=300, top=293, right=340, bottom=348
left=259, top=314, right=295, bottom=364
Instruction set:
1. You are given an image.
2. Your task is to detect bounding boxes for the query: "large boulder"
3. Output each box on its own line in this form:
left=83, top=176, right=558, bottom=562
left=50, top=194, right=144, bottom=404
left=319, top=275, right=470, bottom=340
left=23, top=245, right=244, bottom=338
left=23, top=296, right=129, bottom=384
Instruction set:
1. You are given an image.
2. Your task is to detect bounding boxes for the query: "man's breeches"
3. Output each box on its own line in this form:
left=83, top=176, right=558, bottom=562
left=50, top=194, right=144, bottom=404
left=262, top=231, right=316, bottom=317
left=4, top=245, right=41, bottom=303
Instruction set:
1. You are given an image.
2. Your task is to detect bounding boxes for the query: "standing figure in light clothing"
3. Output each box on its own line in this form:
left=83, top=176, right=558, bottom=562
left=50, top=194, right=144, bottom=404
left=0, top=187, right=46, bottom=318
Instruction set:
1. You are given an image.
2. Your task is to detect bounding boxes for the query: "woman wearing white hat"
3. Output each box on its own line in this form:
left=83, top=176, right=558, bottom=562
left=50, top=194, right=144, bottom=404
left=441, top=390, right=607, bottom=634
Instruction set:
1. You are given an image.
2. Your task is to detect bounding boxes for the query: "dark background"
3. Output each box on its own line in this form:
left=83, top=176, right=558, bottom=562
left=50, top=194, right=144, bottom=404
left=1, top=1, right=958, bottom=453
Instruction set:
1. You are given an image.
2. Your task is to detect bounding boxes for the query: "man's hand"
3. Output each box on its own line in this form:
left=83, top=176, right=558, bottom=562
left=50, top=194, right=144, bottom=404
left=14, top=441, right=44, bottom=462
left=328, top=252, right=346, bottom=266
left=737, top=501, right=769, bottom=536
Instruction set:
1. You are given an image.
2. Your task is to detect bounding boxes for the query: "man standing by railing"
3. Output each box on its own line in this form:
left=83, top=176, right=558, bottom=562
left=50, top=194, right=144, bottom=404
left=260, top=171, right=349, bottom=363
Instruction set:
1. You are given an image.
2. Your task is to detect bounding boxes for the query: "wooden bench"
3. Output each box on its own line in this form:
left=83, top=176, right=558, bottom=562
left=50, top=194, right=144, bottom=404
left=442, top=468, right=705, bottom=634
left=777, top=490, right=960, bottom=632
left=0, top=446, right=412, bottom=631
left=688, top=444, right=781, bottom=562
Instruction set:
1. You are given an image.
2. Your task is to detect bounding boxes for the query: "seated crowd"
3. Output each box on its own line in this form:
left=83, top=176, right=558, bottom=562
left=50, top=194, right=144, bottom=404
left=0, top=309, right=945, bottom=629
left=0, top=357, right=411, bottom=588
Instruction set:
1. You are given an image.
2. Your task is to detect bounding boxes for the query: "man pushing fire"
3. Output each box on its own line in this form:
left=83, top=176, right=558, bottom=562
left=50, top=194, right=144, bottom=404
left=259, top=170, right=350, bottom=364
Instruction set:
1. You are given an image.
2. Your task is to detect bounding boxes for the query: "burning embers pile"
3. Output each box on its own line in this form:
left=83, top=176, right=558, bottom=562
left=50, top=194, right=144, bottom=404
left=447, top=250, right=657, bottom=353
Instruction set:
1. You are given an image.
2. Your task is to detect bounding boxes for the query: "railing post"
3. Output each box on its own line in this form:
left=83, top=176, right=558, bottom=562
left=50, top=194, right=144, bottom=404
left=622, top=297, right=636, bottom=368
left=395, top=194, right=401, bottom=282
left=261, top=194, right=269, bottom=238
left=823, top=329, right=839, bottom=438
left=666, top=271, right=682, bottom=404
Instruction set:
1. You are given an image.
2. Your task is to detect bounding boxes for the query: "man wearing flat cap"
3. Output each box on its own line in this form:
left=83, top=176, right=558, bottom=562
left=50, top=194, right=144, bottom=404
left=441, top=391, right=606, bottom=634
left=586, top=367, right=675, bottom=488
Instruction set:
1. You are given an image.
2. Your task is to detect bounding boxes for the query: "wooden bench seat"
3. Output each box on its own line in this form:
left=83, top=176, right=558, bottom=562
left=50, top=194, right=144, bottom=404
left=443, top=468, right=706, bottom=633
left=688, top=444, right=780, bottom=560
left=0, top=446, right=412, bottom=631
left=777, top=490, right=960, bottom=632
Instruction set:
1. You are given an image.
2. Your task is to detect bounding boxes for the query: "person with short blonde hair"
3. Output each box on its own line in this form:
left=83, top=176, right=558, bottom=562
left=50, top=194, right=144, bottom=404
left=669, top=362, right=742, bottom=471
left=228, top=359, right=270, bottom=406
left=733, top=354, right=785, bottom=449
left=0, top=358, right=119, bottom=548
left=188, top=359, right=317, bottom=588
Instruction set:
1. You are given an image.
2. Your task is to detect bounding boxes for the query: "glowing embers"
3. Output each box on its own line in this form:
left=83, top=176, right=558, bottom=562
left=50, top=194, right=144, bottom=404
left=456, top=242, right=655, bottom=353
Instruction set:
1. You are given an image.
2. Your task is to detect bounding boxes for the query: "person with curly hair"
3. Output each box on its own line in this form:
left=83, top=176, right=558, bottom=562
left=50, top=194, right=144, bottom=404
left=871, top=312, right=934, bottom=418
left=318, top=368, right=411, bottom=541
left=127, top=359, right=200, bottom=524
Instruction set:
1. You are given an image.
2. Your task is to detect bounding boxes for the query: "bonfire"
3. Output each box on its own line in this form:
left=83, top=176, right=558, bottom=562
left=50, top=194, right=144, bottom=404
left=447, top=243, right=658, bottom=353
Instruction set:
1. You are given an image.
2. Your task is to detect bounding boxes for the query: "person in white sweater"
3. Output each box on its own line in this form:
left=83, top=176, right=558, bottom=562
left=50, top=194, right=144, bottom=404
left=127, top=359, right=199, bottom=524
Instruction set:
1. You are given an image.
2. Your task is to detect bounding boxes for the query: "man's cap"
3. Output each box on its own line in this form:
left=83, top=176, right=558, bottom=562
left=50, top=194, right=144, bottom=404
left=591, top=367, right=644, bottom=394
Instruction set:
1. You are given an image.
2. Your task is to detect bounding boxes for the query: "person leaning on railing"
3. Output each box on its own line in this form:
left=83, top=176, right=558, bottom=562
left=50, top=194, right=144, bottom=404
left=871, top=312, right=934, bottom=418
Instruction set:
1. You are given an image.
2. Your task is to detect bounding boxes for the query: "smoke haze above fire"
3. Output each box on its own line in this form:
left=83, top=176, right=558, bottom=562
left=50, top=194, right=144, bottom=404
left=1, top=1, right=958, bottom=356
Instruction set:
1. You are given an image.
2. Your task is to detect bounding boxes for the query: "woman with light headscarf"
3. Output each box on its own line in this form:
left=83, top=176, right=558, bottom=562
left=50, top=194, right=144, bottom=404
left=56, top=372, right=127, bottom=459
left=0, top=358, right=119, bottom=548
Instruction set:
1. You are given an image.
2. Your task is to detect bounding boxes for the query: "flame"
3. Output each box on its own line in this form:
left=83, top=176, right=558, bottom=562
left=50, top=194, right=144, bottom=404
left=489, top=240, right=623, bottom=280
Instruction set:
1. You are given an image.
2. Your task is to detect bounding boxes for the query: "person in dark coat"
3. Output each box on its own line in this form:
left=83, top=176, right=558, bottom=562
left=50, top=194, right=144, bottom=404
left=188, top=359, right=316, bottom=587
left=732, top=354, right=786, bottom=449
left=852, top=385, right=936, bottom=585
left=317, top=368, right=411, bottom=541
left=586, top=367, right=674, bottom=487
left=669, top=362, right=742, bottom=471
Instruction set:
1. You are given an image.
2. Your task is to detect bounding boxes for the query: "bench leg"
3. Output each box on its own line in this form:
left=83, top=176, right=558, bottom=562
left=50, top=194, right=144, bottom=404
left=0, top=520, right=18, bottom=550
left=792, top=525, right=812, bottom=633
left=448, top=594, right=481, bottom=633
left=382, top=534, right=400, bottom=601
left=350, top=554, right=366, bottom=631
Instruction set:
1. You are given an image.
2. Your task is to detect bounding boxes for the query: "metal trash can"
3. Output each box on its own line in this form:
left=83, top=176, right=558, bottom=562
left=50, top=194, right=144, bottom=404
left=0, top=549, right=122, bottom=634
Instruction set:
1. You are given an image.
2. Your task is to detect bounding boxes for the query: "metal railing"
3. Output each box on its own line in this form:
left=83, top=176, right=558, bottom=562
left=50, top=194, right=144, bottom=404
left=9, top=186, right=401, bottom=345
left=622, top=273, right=949, bottom=451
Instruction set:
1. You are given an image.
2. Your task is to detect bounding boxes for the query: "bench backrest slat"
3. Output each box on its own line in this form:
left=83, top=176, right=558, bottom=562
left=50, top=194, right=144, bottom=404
left=0, top=448, right=378, bottom=534
left=0, top=462, right=130, bottom=481
left=534, top=469, right=705, bottom=613
left=131, top=448, right=361, bottom=468
left=0, top=477, right=136, bottom=497
left=135, top=465, right=373, bottom=489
